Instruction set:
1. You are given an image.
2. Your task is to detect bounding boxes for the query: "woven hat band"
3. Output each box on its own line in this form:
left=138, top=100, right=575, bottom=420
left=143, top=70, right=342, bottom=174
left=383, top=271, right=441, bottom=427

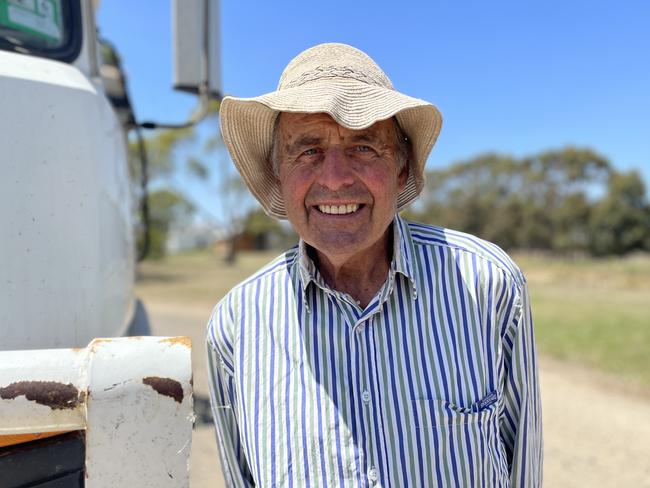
left=278, top=43, right=393, bottom=91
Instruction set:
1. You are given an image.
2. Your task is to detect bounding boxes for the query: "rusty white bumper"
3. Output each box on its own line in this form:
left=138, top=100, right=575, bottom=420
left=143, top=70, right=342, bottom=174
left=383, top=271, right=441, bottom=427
left=0, top=336, right=193, bottom=487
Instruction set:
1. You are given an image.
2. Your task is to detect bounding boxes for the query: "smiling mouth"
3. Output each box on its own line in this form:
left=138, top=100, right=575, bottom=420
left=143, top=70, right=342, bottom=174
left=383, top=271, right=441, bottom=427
left=316, top=204, right=362, bottom=215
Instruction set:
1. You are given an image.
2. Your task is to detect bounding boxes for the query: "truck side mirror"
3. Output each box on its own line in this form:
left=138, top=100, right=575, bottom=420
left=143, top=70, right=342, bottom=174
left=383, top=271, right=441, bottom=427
left=173, top=0, right=221, bottom=99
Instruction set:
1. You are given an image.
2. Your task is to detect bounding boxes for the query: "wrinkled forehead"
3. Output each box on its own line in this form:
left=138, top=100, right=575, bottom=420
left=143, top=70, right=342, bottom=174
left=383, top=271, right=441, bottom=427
left=277, top=112, right=396, bottom=145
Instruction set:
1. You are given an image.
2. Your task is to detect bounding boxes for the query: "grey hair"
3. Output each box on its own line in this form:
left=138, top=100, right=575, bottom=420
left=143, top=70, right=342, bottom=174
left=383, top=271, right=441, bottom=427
left=269, top=115, right=411, bottom=176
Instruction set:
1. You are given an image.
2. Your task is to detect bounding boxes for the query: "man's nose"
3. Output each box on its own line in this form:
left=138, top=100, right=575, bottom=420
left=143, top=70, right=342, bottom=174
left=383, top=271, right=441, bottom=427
left=318, top=148, right=354, bottom=191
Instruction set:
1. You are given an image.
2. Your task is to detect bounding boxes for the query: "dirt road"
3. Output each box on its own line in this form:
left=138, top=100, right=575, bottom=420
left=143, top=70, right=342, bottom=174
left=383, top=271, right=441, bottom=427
left=145, top=301, right=650, bottom=487
left=539, top=357, right=650, bottom=487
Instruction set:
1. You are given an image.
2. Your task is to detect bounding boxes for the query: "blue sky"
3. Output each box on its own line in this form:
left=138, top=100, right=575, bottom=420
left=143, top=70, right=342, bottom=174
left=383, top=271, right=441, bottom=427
left=97, top=0, right=650, bottom=218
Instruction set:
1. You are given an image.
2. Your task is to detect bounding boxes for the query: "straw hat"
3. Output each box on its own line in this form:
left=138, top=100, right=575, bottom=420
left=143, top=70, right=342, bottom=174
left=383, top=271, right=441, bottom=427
left=220, top=43, right=443, bottom=219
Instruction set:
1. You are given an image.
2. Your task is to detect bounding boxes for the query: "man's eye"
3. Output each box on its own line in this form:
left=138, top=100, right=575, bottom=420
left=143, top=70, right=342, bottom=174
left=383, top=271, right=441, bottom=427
left=356, top=145, right=372, bottom=153
left=303, top=148, right=319, bottom=156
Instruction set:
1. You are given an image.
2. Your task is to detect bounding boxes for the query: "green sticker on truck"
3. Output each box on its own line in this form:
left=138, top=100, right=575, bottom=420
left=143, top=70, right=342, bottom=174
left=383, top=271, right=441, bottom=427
left=0, top=0, right=62, bottom=42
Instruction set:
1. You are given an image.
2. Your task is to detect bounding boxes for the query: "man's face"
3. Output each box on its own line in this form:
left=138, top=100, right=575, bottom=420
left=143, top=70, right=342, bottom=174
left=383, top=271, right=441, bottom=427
left=276, top=112, right=408, bottom=263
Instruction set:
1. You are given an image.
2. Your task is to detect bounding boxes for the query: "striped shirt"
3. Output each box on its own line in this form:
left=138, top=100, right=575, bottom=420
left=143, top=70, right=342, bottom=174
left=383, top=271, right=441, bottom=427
left=207, top=216, right=542, bottom=487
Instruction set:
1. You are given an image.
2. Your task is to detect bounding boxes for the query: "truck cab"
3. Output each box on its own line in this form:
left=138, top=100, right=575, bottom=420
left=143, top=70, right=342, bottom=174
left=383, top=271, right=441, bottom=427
left=0, top=0, right=138, bottom=349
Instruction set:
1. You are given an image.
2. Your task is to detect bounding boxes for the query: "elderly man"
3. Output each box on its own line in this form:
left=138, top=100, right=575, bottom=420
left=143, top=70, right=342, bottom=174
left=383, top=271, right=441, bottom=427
left=207, top=43, right=542, bottom=487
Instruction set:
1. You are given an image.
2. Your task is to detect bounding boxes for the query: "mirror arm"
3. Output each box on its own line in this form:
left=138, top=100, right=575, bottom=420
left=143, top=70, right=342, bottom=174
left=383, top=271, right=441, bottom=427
left=137, top=84, right=214, bottom=130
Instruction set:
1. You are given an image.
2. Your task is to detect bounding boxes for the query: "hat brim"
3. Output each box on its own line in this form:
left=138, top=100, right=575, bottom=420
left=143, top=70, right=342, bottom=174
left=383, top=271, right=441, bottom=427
left=220, top=78, right=443, bottom=219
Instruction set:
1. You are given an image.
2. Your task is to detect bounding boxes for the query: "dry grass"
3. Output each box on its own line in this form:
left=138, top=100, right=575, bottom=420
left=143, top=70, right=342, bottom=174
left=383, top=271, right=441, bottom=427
left=136, top=250, right=279, bottom=309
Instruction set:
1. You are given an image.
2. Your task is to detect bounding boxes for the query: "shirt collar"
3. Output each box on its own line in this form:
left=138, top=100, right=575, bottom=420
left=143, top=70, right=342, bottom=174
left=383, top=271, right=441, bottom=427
left=296, top=214, right=418, bottom=304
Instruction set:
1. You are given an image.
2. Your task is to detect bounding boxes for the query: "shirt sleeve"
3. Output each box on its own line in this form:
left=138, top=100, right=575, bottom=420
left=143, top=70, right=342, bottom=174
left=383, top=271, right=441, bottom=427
left=206, top=306, right=256, bottom=488
left=500, top=280, right=543, bottom=487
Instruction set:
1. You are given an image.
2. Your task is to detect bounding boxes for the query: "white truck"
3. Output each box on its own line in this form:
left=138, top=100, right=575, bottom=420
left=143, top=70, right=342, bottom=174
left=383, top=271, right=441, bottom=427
left=0, top=1, right=220, bottom=485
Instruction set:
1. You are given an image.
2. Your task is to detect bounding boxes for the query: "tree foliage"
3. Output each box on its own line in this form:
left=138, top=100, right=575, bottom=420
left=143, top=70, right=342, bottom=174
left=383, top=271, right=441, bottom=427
left=143, top=189, right=195, bottom=258
left=588, top=171, right=650, bottom=255
left=239, top=208, right=298, bottom=251
left=407, top=147, right=650, bottom=256
left=127, top=98, right=261, bottom=260
left=128, top=124, right=205, bottom=259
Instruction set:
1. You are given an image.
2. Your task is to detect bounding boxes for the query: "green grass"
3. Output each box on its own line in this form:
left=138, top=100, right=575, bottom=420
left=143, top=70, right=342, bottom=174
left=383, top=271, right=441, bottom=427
left=137, top=249, right=650, bottom=387
left=514, top=253, right=650, bottom=386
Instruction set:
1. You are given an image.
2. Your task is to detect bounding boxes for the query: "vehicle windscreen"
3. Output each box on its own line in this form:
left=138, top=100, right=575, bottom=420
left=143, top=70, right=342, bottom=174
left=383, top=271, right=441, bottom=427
left=0, top=0, right=81, bottom=62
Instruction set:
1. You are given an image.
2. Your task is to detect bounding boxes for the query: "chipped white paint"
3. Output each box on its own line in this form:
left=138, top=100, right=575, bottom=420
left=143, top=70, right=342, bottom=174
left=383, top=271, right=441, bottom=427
left=85, top=337, right=193, bottom=487
left=0, top=337, right=193, bottom=487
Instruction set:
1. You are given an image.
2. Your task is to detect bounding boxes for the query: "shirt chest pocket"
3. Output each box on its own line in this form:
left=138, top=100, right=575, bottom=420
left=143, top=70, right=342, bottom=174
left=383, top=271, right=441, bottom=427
left=408, top=392, right=506, bottom=484
left=414, top=390, right=498, bottom=428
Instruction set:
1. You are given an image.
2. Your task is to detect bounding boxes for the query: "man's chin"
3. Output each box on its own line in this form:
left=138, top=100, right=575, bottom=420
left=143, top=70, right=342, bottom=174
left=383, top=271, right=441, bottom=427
left=307, top=233, right=367, bottom=258
left=306, top=228, right=390, bottom=265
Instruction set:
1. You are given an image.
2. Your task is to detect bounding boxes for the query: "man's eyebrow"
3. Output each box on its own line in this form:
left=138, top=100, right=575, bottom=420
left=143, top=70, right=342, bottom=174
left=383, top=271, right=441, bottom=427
left=350, top=132, right=380, bottom=144
left=285, top=131, right=382, bottom=154
left=286, top=135, right=323, bottom=154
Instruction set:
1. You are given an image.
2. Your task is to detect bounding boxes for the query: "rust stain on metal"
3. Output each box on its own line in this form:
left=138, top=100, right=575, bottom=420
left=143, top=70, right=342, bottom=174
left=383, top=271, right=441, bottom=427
left=91, top=338, right=114, bottom=345
left=0, top=381, right=80, bottom=410
left=89, top=338, right=112, bottom=353
left=160, top=336, right=191, bottom=349
left=142, top=377, right=183, bottom=404
left=89, top=336, right=143, bottom=350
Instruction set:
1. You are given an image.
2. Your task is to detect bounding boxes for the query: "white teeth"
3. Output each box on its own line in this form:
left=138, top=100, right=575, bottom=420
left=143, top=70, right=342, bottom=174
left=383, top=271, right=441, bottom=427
left=317, top=204, right=360, bottom=215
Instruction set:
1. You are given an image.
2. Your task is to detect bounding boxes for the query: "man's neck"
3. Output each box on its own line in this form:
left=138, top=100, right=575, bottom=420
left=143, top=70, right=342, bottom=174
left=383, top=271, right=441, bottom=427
left=308, top=227, right=393, bottom=308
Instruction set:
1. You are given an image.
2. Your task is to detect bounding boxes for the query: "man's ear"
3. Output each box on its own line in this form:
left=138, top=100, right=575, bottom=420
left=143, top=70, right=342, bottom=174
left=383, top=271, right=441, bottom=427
left=268, top=157, right=280, bottom=182
left=398, top=162, right=409, bottom=191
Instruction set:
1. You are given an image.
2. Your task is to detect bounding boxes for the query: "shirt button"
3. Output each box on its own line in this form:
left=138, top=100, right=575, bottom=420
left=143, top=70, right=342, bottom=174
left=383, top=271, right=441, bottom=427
left=362, top=390, right=371, bottom=403
left=368, top=467, right=378, bottom=483
left=356, top=325, right=364, bottom=334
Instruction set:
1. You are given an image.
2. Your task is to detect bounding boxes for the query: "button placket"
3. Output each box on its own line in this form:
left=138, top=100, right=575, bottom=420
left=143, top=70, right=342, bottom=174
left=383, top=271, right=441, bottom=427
left=352, top=314, right=380, bottom=488
left=365, top=317, right=386, bottom=487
